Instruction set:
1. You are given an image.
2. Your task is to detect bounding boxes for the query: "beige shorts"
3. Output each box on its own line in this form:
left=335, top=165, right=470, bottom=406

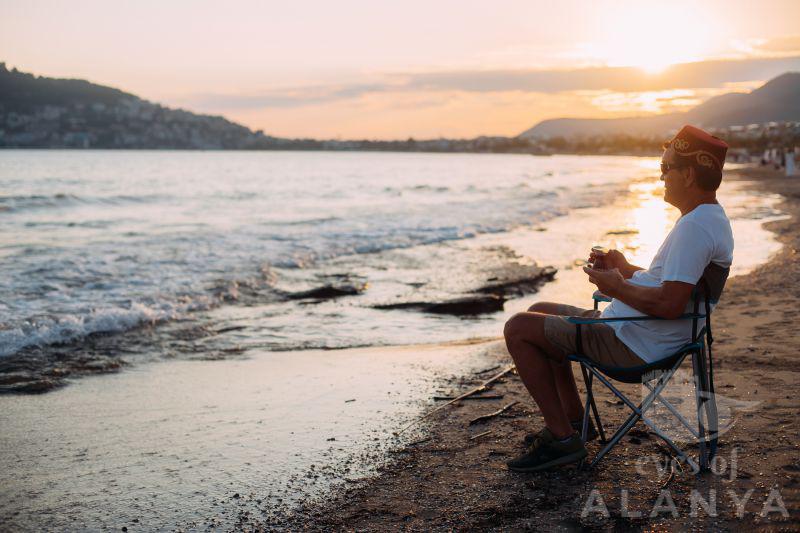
left=543, top=304, right=646, bottom=368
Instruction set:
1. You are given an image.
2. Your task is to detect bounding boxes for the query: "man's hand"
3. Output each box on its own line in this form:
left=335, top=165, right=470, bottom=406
left=588, top=248, right=626, bottom=270
left=587, top=248, right=643, bottom=279
left=582, top=266, right=625, bottom=297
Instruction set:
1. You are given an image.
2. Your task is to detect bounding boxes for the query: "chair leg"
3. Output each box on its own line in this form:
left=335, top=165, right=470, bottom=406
left=640, top=414, right=701, bottom=473
left=589, top=398, right=607, bottom=444
left=577, top=364, right=592, bottom=470
left=590, top=410, right=640, bottom=468
left=705, top=397, right=720, bottom=459
left=581, top=373, right=592, bottom=442
left=700, top=345, right=720, bottom=460
left=579, top=364, right=607, bottom=443
left=646, top=385, right=700, bottom=438
left=692, top=350, right=708, bottom=471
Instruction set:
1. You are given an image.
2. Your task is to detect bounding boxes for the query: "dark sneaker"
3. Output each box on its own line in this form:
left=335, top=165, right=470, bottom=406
left=507, top=428, right=587, bottom=473
left=523, top=419, right=599, bottom=446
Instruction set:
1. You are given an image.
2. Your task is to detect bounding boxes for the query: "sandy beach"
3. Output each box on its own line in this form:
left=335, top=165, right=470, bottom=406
left=282, top=166, right=800, bottom=531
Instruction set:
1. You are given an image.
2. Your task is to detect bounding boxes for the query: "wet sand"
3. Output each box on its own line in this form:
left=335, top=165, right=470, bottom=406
left=0, top=340, right=501, bottom=531
left=284, top=166, right=800, bottom=531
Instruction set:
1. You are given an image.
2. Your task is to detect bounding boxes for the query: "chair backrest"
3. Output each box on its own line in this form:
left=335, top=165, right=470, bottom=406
left=694, top=262, right=730, bottom=305
left=691, top=262, right=729, bottom=346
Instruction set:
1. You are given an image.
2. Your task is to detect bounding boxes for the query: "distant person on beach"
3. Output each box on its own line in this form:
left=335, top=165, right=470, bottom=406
left=503, top=125, right=733, bottom=472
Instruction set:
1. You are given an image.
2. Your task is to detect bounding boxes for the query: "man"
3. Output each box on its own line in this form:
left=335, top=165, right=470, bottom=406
left=503, top=125, right=734, bottom=472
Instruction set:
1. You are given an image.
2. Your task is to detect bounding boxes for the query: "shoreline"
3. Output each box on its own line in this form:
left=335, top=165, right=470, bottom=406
left=279, top=165, right=800, bottom=530
left=0, top=147, right=661, bottom=157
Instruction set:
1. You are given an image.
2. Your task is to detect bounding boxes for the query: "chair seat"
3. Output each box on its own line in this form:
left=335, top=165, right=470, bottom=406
left=567, top=342, right=702, bottom=383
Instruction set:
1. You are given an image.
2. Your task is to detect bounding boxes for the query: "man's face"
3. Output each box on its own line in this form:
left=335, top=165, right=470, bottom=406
left=660, top=147, right=689, bottom=206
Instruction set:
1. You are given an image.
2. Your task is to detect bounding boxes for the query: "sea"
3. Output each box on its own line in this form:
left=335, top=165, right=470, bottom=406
left=0, top=150, right=787, bottom=529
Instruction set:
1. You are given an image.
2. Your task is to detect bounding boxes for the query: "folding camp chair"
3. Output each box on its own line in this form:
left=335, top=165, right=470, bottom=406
left=567, top=263, right=729, bottom=472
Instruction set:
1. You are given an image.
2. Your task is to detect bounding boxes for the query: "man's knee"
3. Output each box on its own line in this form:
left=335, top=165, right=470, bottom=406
left=504, top=312, right=545, bottom=344
left=527, top=301, right=560, bottom=315
left=503, top=313, right=523, bottom=342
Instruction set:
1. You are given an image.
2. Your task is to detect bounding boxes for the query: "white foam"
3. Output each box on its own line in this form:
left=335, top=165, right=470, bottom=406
left=0, top=300, right=205, bottom=357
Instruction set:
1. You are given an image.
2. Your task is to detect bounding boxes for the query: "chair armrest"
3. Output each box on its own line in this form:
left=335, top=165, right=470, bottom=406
left=566, top=313, right=705, bottom=325
left=592, top=290, right=612, bottom=303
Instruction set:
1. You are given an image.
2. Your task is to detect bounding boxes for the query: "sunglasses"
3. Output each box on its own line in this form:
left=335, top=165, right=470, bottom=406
left=660, top=162, right=686, bottom=175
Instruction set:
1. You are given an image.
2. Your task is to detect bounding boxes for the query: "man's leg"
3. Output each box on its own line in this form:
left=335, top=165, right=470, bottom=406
left=527, top=302, right=584, bottom=422
left=503, top=311, right=573, bottom=440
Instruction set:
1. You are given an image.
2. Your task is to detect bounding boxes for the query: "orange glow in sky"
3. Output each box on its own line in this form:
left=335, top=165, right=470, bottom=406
left=2, top=0, right=800, bottom=138
left=591, top=3, right=716, bottom=73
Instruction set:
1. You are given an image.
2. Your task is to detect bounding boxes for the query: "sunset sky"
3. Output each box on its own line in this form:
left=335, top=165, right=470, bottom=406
left=3, top=0, right=800, bottom=139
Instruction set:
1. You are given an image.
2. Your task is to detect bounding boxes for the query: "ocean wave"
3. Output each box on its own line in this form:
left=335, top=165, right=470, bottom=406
left=258, top=216, right=342, bottom=227
left=0, top=303, right=169, bottom=357
left=0, top=192, right=170, bottom=213
left=0, top=193, right=82, bottom=211
left=383, top=184, right=452, bottom=195
left=0, top=270, right=290, bottom=358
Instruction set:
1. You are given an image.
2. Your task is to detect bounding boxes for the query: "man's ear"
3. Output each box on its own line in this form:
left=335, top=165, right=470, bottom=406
left=683, top=166, right=696, bottom=188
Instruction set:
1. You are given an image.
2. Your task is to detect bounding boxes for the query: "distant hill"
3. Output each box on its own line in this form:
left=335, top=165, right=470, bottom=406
left=518, top=72, right=800, bottom=139
left=2, top=62, right=798, bottom=152
left=0, top=62, right=282, bottom=149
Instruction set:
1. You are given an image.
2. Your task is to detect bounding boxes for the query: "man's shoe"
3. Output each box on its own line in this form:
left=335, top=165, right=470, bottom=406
left=523, top=419, right=599, bottom=446
left=507, top=428, right=587, bottom=473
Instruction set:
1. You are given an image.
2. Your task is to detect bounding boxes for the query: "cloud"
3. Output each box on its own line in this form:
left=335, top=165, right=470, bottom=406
left=731, top=34, right=800, bottom=56
left=183, top=83, right=392, bottom=110
left=586, top=88, right=725, bottom=115
left=757, top=34, right=800, bottom=53
left=406, top=56, right=800, bottom=93
left=178, top=55, right=800, bottom=111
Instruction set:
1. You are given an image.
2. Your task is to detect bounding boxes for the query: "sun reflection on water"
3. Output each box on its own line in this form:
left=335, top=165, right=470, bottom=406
left=619, top=179, right=676, bottom=268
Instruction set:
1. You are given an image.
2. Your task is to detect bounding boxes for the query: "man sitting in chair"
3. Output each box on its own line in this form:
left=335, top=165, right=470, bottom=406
left=503, top=125, right=733, bottom=472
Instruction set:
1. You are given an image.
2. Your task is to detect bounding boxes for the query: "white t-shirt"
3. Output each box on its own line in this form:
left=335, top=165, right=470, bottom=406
left=600, top=203, right=734, bottom=363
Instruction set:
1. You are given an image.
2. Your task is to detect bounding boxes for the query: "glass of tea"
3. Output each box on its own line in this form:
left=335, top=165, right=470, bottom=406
left=591, top=245, right=610, bottom=270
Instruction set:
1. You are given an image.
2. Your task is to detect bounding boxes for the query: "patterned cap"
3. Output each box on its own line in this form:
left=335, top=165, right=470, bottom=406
left=665, top=125, right=729, bottom=171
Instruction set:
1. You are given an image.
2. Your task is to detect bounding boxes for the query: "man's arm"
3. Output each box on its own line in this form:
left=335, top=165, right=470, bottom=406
left=618, top=263, right=645, bottom=280
left=583, top=267, right=695, bottom=319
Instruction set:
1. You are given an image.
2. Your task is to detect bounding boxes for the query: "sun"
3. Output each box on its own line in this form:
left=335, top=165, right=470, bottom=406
left=593, top=2, right=715, bottom=74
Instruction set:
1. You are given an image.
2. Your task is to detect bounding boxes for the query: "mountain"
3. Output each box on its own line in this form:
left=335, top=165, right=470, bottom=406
left=518, top=72, right=800, bottom=139
left=517, top=114, right=685, bottom=140
left=685, top=72, right=800, bottom=127
left=0, top=62, right=281, bottom=149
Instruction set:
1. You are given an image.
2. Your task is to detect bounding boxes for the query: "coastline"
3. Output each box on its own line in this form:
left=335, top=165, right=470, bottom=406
left=282, top=166, right=800, bottom=531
